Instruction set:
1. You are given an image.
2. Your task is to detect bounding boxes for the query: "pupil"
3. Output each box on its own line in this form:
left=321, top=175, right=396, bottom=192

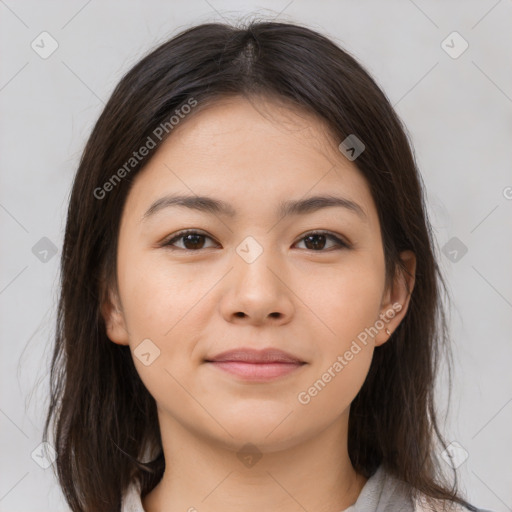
left=305, top=234, right=326, bottom=250
left=184, top=234, right=204, bottom=249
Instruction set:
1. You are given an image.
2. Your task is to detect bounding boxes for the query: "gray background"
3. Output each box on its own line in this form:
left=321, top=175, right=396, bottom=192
left=1, top=1, right=511, bottom=511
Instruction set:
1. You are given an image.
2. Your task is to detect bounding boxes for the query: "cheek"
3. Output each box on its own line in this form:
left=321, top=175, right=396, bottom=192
left=295, top=263, right=382, bottom=411
left=116, top=252, right=203, bottom=405
left=292, top=256, right=384, bottom=412
left=296, top=345, right=373, bottom=419
left=118, top=249, right=203, bottom=338
left=302, top=256, right=385, bottom=348
left=117, top=249, right=218, bottom=391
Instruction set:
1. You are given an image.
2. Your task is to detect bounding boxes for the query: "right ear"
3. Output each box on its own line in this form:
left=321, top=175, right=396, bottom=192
left=99, top=281, right=130, bottom=346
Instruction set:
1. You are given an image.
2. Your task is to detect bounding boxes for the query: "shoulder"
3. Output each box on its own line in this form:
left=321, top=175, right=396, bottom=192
left=119, top=470, right=495, bottom=512
left=372, top=465, right=494, bottom=512
left=414, top=492, right=496, bottom=512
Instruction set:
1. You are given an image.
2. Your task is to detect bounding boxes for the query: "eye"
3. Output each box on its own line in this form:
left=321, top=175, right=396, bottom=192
left=162, top=229, right=350, bottom=252
left=162, top=230, right=218, bottom=251
left=293, top=231, right=350, bottom=251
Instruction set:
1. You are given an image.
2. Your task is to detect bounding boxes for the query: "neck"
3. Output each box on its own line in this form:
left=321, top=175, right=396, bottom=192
left=142, top=410, right=367, bottom=512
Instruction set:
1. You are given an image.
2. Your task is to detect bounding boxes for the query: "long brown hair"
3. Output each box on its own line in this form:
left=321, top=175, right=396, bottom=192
left=43, top=20, right=474, bottom=511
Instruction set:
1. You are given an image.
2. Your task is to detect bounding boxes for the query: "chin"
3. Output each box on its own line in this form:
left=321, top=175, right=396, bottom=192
left=212, top=413, right=307, bottom=451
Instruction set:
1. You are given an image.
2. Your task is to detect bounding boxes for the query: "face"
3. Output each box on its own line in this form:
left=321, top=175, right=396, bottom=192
left=103, top=95, right=415, bottom=452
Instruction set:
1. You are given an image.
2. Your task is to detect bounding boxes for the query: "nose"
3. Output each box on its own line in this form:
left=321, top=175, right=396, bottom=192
left=218, top=249, right=295, bottom=326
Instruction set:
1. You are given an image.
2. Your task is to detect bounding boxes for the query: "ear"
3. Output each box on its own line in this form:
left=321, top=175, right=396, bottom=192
left=374, top=250, right=416, bottom=347
left=100, top=282, right=130, bottom=346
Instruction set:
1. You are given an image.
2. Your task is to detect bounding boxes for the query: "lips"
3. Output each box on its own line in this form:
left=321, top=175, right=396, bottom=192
left=205, top=348, right=304, bottom=364
left=204, top=348, right=306, bottom=381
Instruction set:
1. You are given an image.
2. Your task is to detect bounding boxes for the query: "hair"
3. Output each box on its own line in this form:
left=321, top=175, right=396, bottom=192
left=43, top=19, right=475, bottom=512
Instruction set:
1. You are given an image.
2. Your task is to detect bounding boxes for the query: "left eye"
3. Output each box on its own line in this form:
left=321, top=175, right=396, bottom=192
left=294, top=231, right=349, bottom=251
left=162, top=230, right=349, bottom=252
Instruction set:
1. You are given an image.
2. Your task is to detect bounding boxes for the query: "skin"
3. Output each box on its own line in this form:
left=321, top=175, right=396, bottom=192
left=102, top=95, right=416, bottom=512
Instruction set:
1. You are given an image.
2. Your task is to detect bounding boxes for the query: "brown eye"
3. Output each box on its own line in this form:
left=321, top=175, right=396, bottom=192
left=294, top=231, right=349, bottom=251
left=162, top=230, right=349, bottom=252
left=163, top=230, right=218, bottom=251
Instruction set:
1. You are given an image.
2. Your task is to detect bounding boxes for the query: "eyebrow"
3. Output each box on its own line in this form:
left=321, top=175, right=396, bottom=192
left=142, top=193, right=367, bottom=222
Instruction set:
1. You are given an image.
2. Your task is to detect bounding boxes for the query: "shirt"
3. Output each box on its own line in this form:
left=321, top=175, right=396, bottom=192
left=121, top=464, right=494, bottom=512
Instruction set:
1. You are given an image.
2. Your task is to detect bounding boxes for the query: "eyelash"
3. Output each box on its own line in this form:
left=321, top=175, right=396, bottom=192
left=161, top=229, right=350, bottom=252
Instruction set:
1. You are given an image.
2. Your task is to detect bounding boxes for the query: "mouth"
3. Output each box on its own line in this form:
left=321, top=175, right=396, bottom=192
left=204, top=348, right=307, bottom=382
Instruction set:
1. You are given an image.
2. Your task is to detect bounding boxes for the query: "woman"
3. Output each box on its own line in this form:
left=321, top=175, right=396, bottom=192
left=43, top=20, right=494, bottom=512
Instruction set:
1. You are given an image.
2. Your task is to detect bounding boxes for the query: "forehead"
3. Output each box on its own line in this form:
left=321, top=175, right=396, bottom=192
left=122, top=95, right=377, bottom=227
left=166, top=95, right=339, bottom=164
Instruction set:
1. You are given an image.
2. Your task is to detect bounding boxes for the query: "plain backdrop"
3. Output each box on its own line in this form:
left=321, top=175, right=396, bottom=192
left=1, top=1, right=511, bottom=511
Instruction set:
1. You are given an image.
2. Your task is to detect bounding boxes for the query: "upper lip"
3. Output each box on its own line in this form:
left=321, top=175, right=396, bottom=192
left=205, top=348, right=304, bottom=364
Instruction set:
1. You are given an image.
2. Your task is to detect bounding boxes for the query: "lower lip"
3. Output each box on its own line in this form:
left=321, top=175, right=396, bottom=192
left=206, top=361, right=305, bottom=381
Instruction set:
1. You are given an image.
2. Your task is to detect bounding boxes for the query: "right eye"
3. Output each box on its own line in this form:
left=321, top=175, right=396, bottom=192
left=162, top=230, right=219, bottom=251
